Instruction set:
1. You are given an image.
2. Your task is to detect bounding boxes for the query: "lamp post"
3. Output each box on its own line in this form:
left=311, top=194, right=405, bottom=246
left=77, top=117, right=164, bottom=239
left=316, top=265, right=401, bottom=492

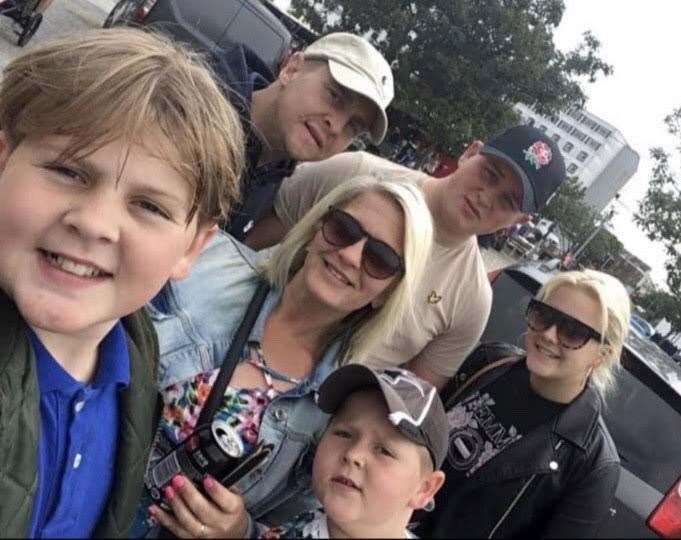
left=573, top=194, right=619, bottom=261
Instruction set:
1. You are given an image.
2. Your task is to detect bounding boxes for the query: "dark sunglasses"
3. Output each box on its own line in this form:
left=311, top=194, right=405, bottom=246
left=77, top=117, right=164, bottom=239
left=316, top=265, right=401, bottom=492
left=525, top=299, right=606, bottom=350
left=320, top=206, right=404, bottom=280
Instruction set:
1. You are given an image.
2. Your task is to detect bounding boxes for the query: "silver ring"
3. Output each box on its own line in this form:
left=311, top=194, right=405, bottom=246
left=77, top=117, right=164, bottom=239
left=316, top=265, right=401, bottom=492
left=199, top=523, right=207, bottom=537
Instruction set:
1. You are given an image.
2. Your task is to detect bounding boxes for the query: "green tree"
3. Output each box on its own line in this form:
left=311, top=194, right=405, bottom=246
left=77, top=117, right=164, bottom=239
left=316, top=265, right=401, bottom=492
left=289, top=0, right=612, bottom=153
left=540, top=176, right=622, bottom=267
left=635, top=107, right=681, bottom=295
left=634, top=287, right=681, bottom=337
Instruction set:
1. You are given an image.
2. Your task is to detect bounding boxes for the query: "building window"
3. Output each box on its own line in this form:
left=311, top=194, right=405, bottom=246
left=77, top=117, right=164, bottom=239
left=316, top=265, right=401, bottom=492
left=571, top=128, right=588, bottom=142
left=539, top=124, right=547, bottom=132
left=558, top=120, right=573, bottom=133
left=586, top=139, right=602, bottom=151
left=551, top=133, right=561, bottom=142
left=567, top=163, right=579, bottom=174
left=563, top=142, right=574, bottom=153
left=577, top=151, right=589, bottom=162
left=595, top=125, right=612, bottom=138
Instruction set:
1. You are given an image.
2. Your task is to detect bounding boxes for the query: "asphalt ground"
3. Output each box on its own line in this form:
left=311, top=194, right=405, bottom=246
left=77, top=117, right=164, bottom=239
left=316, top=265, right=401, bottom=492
left=0, top=0, right=112, bottom=67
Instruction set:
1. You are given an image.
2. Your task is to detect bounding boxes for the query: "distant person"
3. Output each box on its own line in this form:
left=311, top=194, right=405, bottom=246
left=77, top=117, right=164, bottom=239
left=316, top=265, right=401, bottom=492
left=0, top=28, right=244, bottom=537
left=211, top=32, right=394, bottom=240
left=256, top=365, right=448, bottom=538
left=418, top=269, right=628, bottom=538
left=246, top=125, right=567, bottom=389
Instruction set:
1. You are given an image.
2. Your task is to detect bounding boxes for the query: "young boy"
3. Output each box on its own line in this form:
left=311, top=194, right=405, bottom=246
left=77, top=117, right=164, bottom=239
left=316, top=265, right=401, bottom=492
left=258, top=365, right=448, bottom=538
left=0, top=28, right=244, bottom=538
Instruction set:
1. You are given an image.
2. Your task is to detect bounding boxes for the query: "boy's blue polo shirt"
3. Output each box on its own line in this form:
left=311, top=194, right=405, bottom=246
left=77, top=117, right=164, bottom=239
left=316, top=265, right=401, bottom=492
left=26, top=321, right=130, bottom=538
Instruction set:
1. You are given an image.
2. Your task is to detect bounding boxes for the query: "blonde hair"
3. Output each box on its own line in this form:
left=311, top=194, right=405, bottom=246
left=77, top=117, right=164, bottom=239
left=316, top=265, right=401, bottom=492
left=536, top=269, right=631, bottom=396
left=264, top=174, right=433, bottom=361
left=0, top=28, right=244, bottom=224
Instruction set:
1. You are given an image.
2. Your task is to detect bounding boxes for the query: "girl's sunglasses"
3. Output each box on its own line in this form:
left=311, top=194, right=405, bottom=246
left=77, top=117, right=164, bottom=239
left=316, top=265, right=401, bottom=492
left=320, top=206, right=404, bottom=280
left=525, top=299, right=606, bottom=350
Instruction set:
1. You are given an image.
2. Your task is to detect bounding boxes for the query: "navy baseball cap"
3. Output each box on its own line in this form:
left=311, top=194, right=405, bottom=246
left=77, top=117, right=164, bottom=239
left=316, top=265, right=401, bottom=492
left=480, top=125, right=566, bottom=214
left=317, top=365, right=448, bottom=469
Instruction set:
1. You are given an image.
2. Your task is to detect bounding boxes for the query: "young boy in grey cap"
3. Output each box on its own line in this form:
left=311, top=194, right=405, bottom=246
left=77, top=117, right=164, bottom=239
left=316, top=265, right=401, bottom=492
left=247, top=125, right=567, bottom=390
left=256, top=365, right=448, bottom=538
left=210, top=32, right=394, bottom=240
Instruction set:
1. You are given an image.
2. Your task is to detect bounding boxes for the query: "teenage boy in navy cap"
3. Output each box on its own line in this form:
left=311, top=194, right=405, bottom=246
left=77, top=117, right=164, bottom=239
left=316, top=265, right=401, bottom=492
left=256, top=365, right=448, bottom=538
left=246, top=125, right=567, bottom=389
left=210, top=32, right=394, bottom=240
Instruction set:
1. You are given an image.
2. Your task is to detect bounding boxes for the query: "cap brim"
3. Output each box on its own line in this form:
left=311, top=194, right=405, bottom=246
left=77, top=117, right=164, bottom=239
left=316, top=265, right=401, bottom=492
left=327, top=60, right=388, bottom=145
left=480, top=145, right=536, bottom=213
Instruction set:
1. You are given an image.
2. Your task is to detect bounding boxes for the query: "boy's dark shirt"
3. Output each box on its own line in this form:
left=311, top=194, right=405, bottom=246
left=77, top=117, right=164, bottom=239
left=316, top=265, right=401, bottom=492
left=209, top=43, right=296, bottom=241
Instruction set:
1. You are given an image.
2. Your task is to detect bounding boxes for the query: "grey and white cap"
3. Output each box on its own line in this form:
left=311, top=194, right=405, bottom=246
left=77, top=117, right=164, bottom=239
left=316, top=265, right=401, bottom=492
left=317, top=365, right=448, bottom=469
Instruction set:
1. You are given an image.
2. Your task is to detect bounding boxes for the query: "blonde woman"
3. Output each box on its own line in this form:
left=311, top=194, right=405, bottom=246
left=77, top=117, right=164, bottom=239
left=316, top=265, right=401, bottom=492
left=419, top=269, right=629, bottom=538
left=137, top=174, right=433, bottom=538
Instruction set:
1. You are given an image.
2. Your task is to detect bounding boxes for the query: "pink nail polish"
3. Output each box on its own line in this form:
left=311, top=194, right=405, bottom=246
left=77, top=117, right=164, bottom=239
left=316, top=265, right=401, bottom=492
left=148, top=504, right=158, bottom=516
left=203, top=475, right=215, bottom=490
left=171, top=475, right=185, bottom=489
left=164, top=486, right=175, bottom=500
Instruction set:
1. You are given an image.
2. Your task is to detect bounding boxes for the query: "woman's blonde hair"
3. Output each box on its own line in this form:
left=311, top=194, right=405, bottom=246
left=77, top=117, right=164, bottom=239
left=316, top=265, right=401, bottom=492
left=264, top=174, right=433, bottom=361
left=536, top=269, right=631, bottom=396
left=0, top=28, right=244, bottom=224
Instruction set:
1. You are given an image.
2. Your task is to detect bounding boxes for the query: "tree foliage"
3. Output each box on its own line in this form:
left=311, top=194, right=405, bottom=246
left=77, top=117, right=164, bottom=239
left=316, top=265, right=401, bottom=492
left=635, top=107, right=681, bottom=294
left=289, top=0, right=612, bottom=153
left=540, top=176, right=622, bottom=267
left=634, top=287, right=681, bottom=335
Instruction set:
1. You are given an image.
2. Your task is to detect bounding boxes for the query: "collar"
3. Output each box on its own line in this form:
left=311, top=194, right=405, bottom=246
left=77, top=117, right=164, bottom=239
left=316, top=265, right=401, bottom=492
left=30, top=321, right=130, bottom=395
left=552, top=382, right=601, bottom=451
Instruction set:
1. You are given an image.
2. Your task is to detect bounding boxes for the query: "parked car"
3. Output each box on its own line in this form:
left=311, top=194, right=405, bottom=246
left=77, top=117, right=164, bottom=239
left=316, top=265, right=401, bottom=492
left=103, top=0, right=298, bottom=75
left=630, top=313, right=656, bottom=340
left=0, top=0, right=45, bottom=46
left=466, top=262, right=681, bottom=538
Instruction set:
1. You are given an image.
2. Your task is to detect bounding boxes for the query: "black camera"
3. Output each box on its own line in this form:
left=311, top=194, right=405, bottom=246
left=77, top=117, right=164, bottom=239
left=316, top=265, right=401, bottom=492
left=146, top=418, right=272, bottom=501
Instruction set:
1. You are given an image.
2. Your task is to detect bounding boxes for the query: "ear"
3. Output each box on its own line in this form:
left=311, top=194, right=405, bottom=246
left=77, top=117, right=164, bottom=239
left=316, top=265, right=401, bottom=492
left=168, top=223, right=217, bottom=281
left=408, top=470, right=445, bottom=510
left=277, top=52, right=306, bottom=86
left=458, top=139, right=483, bottom=166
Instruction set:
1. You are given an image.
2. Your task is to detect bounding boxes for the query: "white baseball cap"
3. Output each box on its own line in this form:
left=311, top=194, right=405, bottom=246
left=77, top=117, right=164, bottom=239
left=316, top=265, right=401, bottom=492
left=304, top=32, right=394, bottom=144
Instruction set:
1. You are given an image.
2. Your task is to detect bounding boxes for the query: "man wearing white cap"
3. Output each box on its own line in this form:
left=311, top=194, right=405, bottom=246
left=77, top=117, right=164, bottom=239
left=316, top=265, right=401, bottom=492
left=210, top=33, right=394, bottom=240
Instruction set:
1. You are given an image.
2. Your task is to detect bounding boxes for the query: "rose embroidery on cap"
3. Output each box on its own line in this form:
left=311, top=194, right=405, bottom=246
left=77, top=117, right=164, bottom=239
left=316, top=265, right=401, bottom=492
left=524, top=141, right=552, bottom=170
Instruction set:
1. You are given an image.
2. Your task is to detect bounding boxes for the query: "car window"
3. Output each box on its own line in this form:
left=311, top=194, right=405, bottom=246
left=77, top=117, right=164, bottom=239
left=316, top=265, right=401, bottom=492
left=480, top=270, right=535, bottom=344
left=603, top=360, right=681, bottom=493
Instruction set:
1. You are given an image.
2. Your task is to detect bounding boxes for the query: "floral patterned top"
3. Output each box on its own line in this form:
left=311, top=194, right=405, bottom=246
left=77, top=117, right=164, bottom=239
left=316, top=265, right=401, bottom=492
left=159, top=341, right=293, bottom=453
left=133, top=340, right=299, bottom=535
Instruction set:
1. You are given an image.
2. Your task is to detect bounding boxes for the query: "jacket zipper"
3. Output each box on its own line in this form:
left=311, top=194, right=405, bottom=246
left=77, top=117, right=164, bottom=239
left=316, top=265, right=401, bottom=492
left=487, top=439, right=564, bottom=538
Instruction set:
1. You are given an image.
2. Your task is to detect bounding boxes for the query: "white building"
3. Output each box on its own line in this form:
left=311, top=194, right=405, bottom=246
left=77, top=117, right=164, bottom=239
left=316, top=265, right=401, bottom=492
left=515, top=104, right=640, bottom=212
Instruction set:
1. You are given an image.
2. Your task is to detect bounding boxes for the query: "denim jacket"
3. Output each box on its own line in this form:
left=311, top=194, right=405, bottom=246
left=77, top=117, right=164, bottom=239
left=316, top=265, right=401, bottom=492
left=146, top=232, right=339, bottom=524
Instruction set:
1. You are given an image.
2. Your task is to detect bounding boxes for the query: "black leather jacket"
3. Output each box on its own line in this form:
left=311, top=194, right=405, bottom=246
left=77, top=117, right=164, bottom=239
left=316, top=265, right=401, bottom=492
left=416, top=343, right=620, bottom=539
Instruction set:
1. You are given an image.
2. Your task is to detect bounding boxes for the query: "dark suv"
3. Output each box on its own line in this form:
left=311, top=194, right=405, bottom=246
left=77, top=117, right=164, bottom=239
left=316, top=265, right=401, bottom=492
left=103, top=0, right=306, bottom=75
left=474, top=263, right=681, bottom=537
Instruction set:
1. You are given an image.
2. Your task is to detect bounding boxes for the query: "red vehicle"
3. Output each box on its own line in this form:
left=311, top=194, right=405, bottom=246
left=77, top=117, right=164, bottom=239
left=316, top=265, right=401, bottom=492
left=0, top=0, right=49, bottom=46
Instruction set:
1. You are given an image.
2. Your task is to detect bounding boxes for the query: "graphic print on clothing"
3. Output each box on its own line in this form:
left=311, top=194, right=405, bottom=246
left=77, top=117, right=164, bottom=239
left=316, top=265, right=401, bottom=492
left=134, top=342, right=282, bottom=536
left=446, top=390, right=521, bottom=477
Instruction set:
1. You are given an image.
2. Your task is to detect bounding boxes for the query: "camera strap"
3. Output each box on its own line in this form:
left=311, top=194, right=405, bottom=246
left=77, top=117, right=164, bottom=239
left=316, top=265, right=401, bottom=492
left=196, top=280, right=271, bottom=426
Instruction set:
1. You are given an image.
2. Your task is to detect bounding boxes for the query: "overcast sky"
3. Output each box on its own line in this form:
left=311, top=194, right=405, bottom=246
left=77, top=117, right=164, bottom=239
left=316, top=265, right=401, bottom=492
left=553, top=0, right=681, bottom=287
left=272, top=0, right=680, bottom=287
